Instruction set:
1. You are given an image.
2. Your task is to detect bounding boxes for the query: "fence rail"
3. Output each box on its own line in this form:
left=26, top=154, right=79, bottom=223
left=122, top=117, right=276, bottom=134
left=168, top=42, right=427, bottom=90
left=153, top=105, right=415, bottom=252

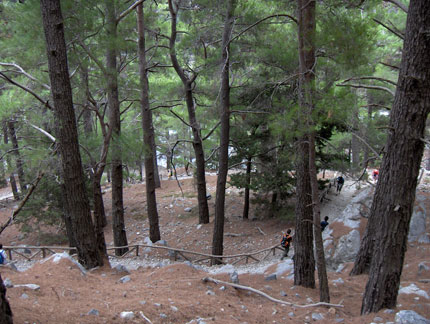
left=3, top=243, right=283, bottom=266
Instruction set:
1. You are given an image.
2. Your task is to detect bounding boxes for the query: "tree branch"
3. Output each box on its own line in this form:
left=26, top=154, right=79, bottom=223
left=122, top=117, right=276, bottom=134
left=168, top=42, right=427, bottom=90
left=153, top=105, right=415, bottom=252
left=170, top=110, right=192, bottom=128
left=202, top=277, right=344, bottom=308
left=342, top=76, right=397, bottom=86
left=360, top=103, right=391, bottom=111
left=0, top=62, right=50, bottom=90
left=383, top=0, right=408, bottom=13
left=202, top=121, right=221, bottom=141
left=336, top=83, right=395, bottom=96
left=0, top=172, right=45, bottom=235
left=379, top=61, right=399, bottom=70
left=373, top=18, right=404, bottom=40
left=0, top=72, right=52, bottom=110
left=230, top=14, right=298, bottom=44
left=117, top=0, right=146, bottom=23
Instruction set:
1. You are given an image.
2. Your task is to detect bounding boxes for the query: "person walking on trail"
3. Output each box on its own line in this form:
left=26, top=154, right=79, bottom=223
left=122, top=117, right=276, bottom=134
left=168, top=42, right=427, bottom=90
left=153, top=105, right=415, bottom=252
left=336, top=175, right=345, bottom=193
left=0, top=244, right=7, bottom=265
left=321, top=216, right=329, bottom=232
left=280, top=229, right=292, bottom=260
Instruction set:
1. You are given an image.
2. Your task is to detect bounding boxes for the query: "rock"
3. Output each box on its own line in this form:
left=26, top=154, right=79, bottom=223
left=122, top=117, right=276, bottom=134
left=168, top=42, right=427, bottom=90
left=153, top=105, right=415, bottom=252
left=3, top=278, right=12, bottom=288
left=373, top=316, right=383, bottom=322
left=328, top=308, right=336, bottom=315
left=418, top=261, right=430, bottom=276
left=332, top=278, right=344, bottom=284
left=118, top=275, right=131, bottom=284
left=264, top=274, right=277, bottom=281
left=409, top=204, right=427, bottom=242
left=335, top=319, right=344, bottom=323
left=156, top=240, right=167, bottom=246
left=230, top=271, right=239, bottom=284
left=120, top=311, right=135, bottom=320
left=14, top=284, right=40, bottom=291
left=160, top=313, right=168, bottom=319
left=170, top=306, right=178, bottom=312
left=395, top=310, right=430, bottom=324
left=113, top=264, right=130, bottom=274
left=87, top=309, right=99, bottom=316
left=280, top=290, right=287, bottom=297
left=184, top=207, right=192, bottom=212
left=42, top=252, right=87, bottom=275
left=196, top=224, right=202, bottom=230
left=311, top=313, right=324, bottom=321
left=398, top=283, right=429, bottom=299
left=384, top=309, right=396, bottom=314
left=288, top=312, right=295, bottom=317
left=331, top=230, right=360, bottom=265
left=20, top=293, right=29, bottom=299
left=206, top=290, right=215, bottom=296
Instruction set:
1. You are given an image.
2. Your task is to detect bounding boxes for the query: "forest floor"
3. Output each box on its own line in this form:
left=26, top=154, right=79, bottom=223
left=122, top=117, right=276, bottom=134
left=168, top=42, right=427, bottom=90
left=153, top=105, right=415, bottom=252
left=0, top=172, right=429, bottom=324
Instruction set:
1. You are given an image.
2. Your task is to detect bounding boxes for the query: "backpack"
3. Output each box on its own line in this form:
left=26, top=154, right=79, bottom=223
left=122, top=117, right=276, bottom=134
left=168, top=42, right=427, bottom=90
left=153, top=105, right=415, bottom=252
left=281, top=234, right=291, bottom=248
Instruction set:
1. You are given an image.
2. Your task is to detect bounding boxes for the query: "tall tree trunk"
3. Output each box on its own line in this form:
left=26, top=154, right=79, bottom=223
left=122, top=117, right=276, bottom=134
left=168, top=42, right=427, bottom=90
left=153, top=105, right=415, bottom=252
left=8, top=121, right=26, bottom=192
left=106, top=0, right=128, bottom=256
left=60, top=182, right=78, bottom=252
left=93, top=172, right=108, bottom=257
left=297, top=0, right=329, bottom=302
left=2, top=124, right=19, bottom=200
left=294, top=138, right=315, bottom=288
left=168, top=0, right=209, bottom=224
left=309, top=132, right=330, bottom=302
left=137, top=3, right=160, bottom=243
left=242, top=157, right=252, bottom=220
left=361, top=0, right=430, bottom=313
left=211, top=0, right=236, bottom=265
left=0, top=274, right=13, bottom=324
left=40, top=0, right=103, bottom=268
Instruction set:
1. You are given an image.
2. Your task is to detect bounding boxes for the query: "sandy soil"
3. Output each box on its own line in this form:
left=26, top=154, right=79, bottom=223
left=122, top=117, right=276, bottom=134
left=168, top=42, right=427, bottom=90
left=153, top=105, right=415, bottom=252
left=0, top=173, right=429, bottom=324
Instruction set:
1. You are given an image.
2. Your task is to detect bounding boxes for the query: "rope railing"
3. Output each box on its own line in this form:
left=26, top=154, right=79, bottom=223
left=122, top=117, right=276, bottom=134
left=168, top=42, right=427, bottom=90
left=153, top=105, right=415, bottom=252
left=2, top=243, right=283, bottom=266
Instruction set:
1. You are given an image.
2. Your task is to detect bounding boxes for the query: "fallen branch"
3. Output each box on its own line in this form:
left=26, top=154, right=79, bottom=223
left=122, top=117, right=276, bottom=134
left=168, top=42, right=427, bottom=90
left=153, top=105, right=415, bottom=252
left=0, top=172, right=45, bottom=235
left=418, top=279, right=430, bottom=283
left=139, top=311, right=153, bottom=324
left=202, top=277, right=344, bottom=308
left=256, top=227, right=266, bottom=235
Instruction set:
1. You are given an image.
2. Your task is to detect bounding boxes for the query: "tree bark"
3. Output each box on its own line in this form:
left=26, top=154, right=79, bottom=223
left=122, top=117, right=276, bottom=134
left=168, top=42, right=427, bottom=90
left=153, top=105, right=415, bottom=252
left=242, top=157, right=252, bottom=220
left=8, top=121, right=26, bottom=192
left=211, top=0, right=236, bottom=265
left=294, top=137, right=315, bottom=288
left=0, top=274, right=13, bottom=324
left=40, top=0, right=103, bottom=268
left=168, top=0, right=209, bottom=224
left=137, top=3, right=161, bottom=243
left=106, top=0, right=128, bottom=255
left=361, top=0, right=430, bottom=313
left=293, top=0, right=316, bottom=290
left=297, top=0, right=329, bottom=301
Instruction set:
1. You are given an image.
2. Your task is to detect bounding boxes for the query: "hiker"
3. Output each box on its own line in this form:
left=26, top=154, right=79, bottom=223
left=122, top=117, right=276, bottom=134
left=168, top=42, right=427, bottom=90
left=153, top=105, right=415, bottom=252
left=321, top=216, right=329, bottom=232
left=0, top=244, right=7, bottom=265
left=167, top=169, right=172, bottom=180
left=280, top=229, right=292, bottom=260
left=336, top=175, right=345, bottom=193
left=372, top=169, right=379, bottom=182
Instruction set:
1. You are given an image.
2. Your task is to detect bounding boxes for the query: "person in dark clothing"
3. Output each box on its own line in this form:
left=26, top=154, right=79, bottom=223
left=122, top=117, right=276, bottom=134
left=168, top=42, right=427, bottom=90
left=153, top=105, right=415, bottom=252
left=336, top=175, right=345, bottom=193
left=280, top=229, right=292, bottom=260
left=321, top=216, right=329, bottom=232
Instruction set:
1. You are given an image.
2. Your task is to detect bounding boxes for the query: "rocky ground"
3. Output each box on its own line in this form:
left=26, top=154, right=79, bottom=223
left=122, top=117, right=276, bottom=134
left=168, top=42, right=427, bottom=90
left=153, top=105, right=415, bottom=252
left=0, top=172, right=429, bottom=324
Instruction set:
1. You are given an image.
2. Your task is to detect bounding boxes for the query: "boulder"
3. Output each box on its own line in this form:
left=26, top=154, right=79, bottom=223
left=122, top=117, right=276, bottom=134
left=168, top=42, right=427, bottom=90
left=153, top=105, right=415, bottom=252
left=395, top=310, right=430, bottom=324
